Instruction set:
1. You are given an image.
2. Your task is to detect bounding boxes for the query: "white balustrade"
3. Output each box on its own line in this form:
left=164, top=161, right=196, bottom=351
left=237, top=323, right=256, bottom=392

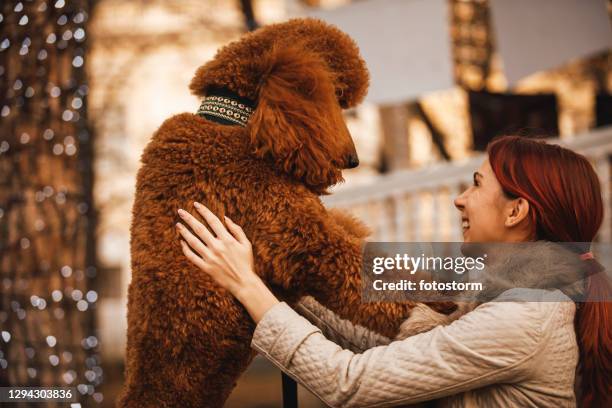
left=323, top=126, right=612, bottom=242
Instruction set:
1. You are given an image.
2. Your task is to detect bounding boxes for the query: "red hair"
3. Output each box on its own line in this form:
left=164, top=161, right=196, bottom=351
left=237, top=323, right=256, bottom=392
left=487, top=135, right=611, bottom=408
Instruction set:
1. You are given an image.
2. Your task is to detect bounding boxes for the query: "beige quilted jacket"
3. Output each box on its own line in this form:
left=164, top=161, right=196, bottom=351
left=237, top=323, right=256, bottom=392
left=250, top=289, right=579, bottom=407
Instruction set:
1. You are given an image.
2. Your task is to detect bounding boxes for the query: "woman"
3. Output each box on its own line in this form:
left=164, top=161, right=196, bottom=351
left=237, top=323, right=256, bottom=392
left=175, top=136, right=611, bottom=407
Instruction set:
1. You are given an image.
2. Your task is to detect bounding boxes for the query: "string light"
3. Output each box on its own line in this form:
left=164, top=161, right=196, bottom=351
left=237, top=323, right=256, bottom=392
left=1, top=1, right=101, bottom=404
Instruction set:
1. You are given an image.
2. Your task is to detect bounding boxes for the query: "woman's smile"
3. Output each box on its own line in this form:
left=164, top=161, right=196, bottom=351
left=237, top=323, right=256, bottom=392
left=461, top=217, right=470, bottom=233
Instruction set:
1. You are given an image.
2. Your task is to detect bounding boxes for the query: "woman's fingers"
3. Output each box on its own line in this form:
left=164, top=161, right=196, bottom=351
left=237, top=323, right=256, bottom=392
left=193, top=202, right=233, bottom=240
left=177, top=208, right=216, bottom=245
left=180, top=240, right=209, bottom=272
left=177, top=209, right=258, bottom=297
left=225, top=216, right=249, bottom=245
left=176, top=221, right=213, bottom=259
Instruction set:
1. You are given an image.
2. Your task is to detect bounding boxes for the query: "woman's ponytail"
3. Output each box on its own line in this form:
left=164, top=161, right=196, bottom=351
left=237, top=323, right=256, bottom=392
left=574, top=268, right=612, bottom=408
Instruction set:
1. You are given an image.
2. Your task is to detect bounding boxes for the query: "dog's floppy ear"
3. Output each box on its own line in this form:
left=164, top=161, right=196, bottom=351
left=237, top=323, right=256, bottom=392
left=247, top=45, right=347, bottom=193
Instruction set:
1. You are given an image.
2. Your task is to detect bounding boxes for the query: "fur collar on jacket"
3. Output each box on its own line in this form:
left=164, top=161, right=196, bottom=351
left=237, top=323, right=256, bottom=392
left=396, top=241, right=591, bottom=340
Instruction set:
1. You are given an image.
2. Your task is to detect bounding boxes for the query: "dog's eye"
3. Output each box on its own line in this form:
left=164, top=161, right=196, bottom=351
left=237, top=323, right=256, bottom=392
left=335, top=87, right=345, bottom=104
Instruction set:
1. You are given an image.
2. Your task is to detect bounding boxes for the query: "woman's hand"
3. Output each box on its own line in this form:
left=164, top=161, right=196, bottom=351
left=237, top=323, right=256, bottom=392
left=176, top=202, right=254, bottom=294
left=176, top=202, right=279, bottom=322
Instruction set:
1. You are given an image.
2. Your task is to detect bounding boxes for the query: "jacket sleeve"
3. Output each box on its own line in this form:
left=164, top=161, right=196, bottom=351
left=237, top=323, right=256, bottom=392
left=294, top=296, right=391, bottom=353
left=251, top=299, right=557, bottom=408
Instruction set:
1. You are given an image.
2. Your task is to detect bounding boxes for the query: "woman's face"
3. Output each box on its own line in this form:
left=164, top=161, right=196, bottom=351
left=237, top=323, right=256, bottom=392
left=454, top=158, right=529, bottom=243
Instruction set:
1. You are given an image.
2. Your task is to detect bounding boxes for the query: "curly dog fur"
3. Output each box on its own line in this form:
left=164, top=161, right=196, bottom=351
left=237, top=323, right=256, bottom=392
left=118, top=18, right=452, bottom=407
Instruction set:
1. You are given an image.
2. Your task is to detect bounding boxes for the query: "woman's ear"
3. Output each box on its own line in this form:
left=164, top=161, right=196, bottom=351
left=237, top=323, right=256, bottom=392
left=505, top=197, right=531, bottom=228
left=247, top=45, right=347, bottom=192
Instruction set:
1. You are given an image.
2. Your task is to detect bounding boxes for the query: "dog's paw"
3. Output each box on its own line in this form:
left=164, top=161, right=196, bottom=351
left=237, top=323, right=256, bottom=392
left=327, top=208, right=371, bottom=239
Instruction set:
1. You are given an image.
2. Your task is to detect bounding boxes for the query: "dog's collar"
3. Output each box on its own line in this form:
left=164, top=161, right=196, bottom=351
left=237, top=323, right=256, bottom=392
left=196, top=88, right=255, bottom=127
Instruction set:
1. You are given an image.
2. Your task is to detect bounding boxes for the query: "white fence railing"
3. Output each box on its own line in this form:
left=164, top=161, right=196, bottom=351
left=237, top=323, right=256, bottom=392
left=323, top=126, right=612, bottom=242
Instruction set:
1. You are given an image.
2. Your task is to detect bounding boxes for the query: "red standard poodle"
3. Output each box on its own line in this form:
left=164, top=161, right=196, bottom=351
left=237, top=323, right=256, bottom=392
left=118, top=18, right=452, bottom=407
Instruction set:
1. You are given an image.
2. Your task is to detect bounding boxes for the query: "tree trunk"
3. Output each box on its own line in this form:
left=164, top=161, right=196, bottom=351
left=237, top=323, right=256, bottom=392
left=0, top=0, right=99, bottom=405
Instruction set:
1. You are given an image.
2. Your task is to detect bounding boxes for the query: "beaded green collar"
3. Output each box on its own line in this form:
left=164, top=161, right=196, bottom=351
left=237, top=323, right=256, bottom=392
left=196, top=91, right=255, bottom=127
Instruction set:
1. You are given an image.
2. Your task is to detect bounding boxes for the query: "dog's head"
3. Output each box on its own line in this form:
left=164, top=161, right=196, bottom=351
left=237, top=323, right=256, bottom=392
left=189, top=18, right=369, bottom=194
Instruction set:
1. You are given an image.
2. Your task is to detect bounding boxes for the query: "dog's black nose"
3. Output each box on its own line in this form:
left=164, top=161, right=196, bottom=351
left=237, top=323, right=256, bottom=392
left=347, top=155, right=359, bottom=169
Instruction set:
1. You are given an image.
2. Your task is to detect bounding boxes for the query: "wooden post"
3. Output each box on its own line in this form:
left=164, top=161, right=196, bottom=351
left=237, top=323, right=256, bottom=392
left=379, top=104, right=410, bottom=172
